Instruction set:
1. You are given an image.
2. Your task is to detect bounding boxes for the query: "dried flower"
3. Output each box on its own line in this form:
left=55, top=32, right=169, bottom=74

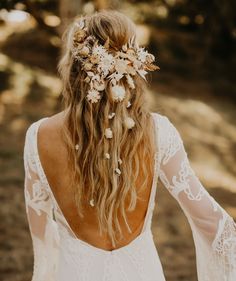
left=105, top=153, right=110, bottom=159
left=126, top=101, right=132, bottom=108
left=75, top=144, right=79, bottom=150
left=124, top=117, right=135, bottom=129
left=105, top=128, right=113, bottom=139
left=111, top=85, right=126, bottom=102
left=108, top=112, right=115, bottom=119
left=86, top=90, right=101, bottom=103
left=90, top=55, right=100, bottom=64
left=115, top=168, right=121, bottom=175
left=78, top=46, right=90, bottom=57
left=118, top=158, right=122, bottom=165
left=83, top=62, right=93, bottom=71
left=73, top=29, right=87, bottom=43
left=115, top=59, right=129, bottom=74
left=89, top=198, right=95, bottom=207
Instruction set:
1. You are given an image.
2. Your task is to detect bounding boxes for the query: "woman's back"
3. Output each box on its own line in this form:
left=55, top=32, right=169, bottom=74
left=37, top=110, right=155, bottom=251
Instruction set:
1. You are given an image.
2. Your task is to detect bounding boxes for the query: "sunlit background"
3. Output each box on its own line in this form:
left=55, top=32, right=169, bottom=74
left=0, top=1, right=235, bottom=281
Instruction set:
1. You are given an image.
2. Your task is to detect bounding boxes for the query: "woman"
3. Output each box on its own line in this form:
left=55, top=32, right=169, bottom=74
left=23, top=10, right=236, bottom=281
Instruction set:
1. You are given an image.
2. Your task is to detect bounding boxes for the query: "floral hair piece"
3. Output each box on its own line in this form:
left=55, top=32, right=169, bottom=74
left=71, top=17, right=159, bottom=104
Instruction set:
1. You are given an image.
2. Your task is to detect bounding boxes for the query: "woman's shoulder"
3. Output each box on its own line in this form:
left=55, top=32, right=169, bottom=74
left=151, top=111, right=182, bottom=143
left=151, top=111, right=173, bottom=128
left=25, top=111, right=65, bottom=136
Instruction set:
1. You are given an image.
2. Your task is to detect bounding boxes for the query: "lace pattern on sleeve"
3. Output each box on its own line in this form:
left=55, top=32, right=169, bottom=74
left=23, top=123, right=60, bottom=281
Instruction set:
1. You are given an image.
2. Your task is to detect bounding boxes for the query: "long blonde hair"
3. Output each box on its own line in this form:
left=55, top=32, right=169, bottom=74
left=58, top=10, right=156, bottom=247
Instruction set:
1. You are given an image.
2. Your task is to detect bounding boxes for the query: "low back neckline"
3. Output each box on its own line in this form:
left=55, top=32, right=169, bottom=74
left=32, top=112, right=160, bottom=254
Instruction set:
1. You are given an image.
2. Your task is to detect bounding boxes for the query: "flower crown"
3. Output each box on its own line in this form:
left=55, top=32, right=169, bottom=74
left=71, top=17, right=159, bottom=207
left=71, top=17, right=159, bottom=104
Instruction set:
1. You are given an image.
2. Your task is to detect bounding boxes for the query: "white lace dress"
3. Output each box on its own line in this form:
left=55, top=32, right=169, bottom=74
left=23, top=112, right=236, bottom=281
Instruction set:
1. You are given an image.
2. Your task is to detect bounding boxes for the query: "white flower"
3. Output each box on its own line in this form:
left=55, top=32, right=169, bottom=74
left=115, top=58, right=129, bottom=74
left=137, top=47, right=149, bottom=63
left=98, top=53, right=114, bottom=76
left=108, top=112, right=115, bottom=119
left=105, top=153, right=110, bottom=159
left=105, top=128, right=113, bottom=139
left=126, top=101, right=131, bottom=108
left=89, top=198, right=95, bottom=207
left=92, top=45, right=108, bottom=58
left=124, top=117, right=135, bottom=129
left=75, top=144, right=79, bottom=150
left=111, top=85, right=126, bottom=102
left=86, top=89, right=101, bottom=103
left=115, top=168, right=121, bottom=175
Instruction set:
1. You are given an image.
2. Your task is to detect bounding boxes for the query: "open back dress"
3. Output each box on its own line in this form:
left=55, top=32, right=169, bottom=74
left=23, top=112, right=236, bottom=281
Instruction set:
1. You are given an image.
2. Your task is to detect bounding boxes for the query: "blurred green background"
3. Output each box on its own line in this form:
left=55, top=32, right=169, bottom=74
left=0, top=1, right=235, bottom=281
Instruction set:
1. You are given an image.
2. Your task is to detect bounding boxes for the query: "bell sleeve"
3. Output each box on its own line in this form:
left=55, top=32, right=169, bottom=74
left=23, top=123, right=60, bottom=281
left=157, top=114, right=236, bottom=281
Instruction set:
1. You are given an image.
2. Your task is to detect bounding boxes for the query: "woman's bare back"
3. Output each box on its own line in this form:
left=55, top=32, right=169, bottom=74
left=37, top=111, right=155, bottom=251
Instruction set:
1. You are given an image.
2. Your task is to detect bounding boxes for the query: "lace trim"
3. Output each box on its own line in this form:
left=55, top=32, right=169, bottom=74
left=212, top=215, right=236, bottom=270
left=158, top=116, right=183, bottom=165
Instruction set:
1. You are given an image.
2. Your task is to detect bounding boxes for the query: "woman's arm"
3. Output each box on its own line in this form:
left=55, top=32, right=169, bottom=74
left=23, top=124, right=60, bottom=281
left=156, top=114, right=236, bottom=281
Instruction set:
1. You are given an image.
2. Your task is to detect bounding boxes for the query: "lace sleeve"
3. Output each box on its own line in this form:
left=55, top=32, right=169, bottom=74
left=23, top=123, right=60, bottom=281
left=157, top=114, right=236, bottom=281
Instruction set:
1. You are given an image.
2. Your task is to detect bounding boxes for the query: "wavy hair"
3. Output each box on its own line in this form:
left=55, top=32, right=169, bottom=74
left=58, top=10, right=157, bottom=247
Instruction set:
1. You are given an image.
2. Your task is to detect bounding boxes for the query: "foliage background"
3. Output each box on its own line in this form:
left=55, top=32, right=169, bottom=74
left=0, top=1, right=235, bottom=281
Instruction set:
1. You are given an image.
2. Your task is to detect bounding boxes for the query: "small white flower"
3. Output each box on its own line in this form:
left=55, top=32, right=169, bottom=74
left=108, top=112, right=115, bottom=119
left=105, top=153, right=110, bottom=159
left=89, top=198, right=95, bottom=207
left=92, top=45, right=107, bottom=57
left=111, top=85, right=126, bottom=102
left=115, top=168, right=121, bottom=175
left=124, top=117, right=135, bottom=129
left=86, top=90, right=101, bottom=103
left=105, top=128, right=113, bottom=139
left=126, top=101, right=131, bottom=108
left=118, top=158, right=122, bottom=165
left=75, top=144, right=79, bottom=150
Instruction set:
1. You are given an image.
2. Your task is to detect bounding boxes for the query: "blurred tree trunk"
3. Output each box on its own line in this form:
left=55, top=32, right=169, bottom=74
left=59, top=0, right=84, bottom=34
left=95, top=0, right=109, bottom=10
